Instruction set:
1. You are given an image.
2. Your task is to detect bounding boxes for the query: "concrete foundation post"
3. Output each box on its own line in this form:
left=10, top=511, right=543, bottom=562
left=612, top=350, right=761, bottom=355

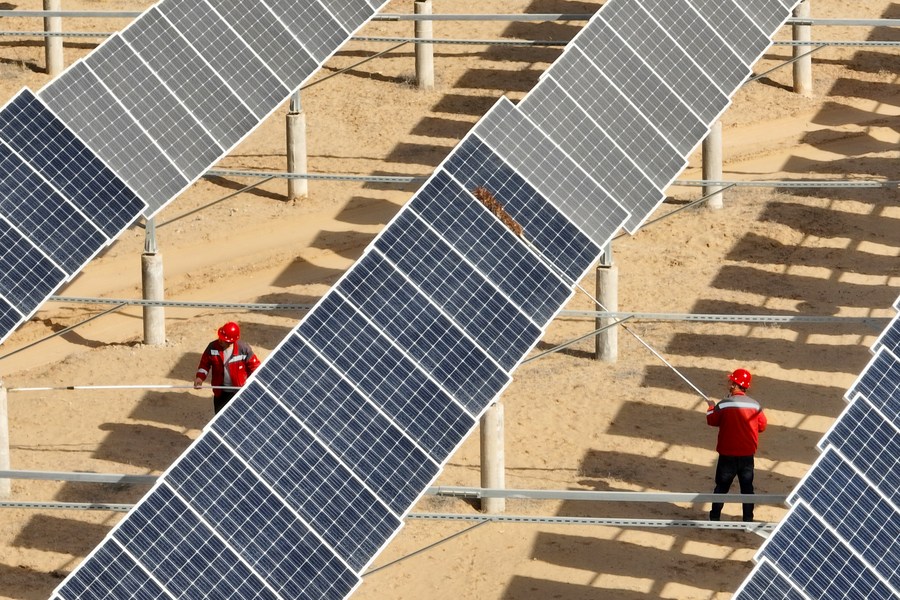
left=480, top=402, right=505, bottom=513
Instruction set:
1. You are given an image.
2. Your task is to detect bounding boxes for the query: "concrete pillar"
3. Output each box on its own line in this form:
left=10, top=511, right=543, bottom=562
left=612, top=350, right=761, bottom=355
left=0, top=381, right=10, bottom=498
left=792, top=0, right=813, bottom=96
left=141, top=220, right=165, bottom=345
left=43, top=0, right=64, bottom=77
left=480, top=402, right=505, bottom=513
left=702, top=120, right=724, bottom=210
left=286, top=94, right=308, bottom=201
left=595, top=264, right=619, bottom=362
left=414, top=0, right=435, bottom=90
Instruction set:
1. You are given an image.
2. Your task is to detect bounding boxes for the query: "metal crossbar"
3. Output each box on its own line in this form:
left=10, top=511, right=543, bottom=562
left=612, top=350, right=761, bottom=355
left=0, top=471, right=786, bottom=505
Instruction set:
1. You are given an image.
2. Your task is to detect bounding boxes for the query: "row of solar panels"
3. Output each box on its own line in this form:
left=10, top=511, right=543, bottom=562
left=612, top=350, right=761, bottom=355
left=47, top=0, right=802, bottom=598
left=736, top=296, right=900, bottom=599
left=0, top=0, right=385, bottom=347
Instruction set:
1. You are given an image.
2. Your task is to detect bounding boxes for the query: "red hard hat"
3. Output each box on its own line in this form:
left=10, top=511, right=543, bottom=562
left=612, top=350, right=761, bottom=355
left=218, top=322, right=240, bottom=344
left=729, top=368, right=752, bottom=390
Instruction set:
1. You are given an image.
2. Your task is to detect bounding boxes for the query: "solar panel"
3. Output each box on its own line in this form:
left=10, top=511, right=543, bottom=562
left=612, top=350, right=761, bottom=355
left=373, top=209, right=543, bottom=372
left=543, top=53, right=687, bottom=187
left=595, top=0, right=731, bottom=123
left=0, top=89, right=145, bottom=238
left=442, top=134, right=605, bottom=283
left=157, top=0, right=288, bottom=120
left=406, top=169, right=572, bottom=327
left=789, top=448, right=900, bottom=591
left=518, top=60, right=667, bottom=232
left=733, top=559, right=806, bottom=600
left=820, top=394, right=900, bottom=512
left=741, top=300, right=900, bottom=596
left=636, top=0, right=752, bottom=92
left=574, top=17, right=709, bottom=154
left=470, top=97, right=629, bottom=255
left=733, top=0, right=793, bottom=39
left=0, top=0, right=395, bottom=350
left=757, top=502, right=896, bottom=599
left=85, top=34, right=225, bottom=181
left=873, top=312, right=900, bottom=356
left=40, top=60, right=189, bottom=212
left=204, top=0, right=318, bottom=91
left=684, top=0, right=771, bottom=65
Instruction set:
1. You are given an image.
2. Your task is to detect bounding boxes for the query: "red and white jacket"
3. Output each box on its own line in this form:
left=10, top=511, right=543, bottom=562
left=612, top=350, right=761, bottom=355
left=195, top=340, right=260, bottom=398
left=706, top=392, right=767, bottom=456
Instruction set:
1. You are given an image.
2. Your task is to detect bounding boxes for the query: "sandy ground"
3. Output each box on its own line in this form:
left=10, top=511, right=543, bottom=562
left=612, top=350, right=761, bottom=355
left=0, top=0, right=898, bottom=598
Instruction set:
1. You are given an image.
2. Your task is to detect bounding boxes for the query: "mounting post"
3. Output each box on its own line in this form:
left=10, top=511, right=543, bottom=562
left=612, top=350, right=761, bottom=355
left=43, top=0, right=63, bottom=77
left=792, top=0, right=813, bottom=96
left=595, top=245, right=618, bottom=362
left=0, top=381, right=9, bottom=498
left=286, top=91, right=308, bottom=200
left=702, top=120, right=724, bottom=209
left=141, top=218, right=166, bottom=345
left=415, top=0, right=435, bottom=90
left=480, top=402, right=505, bottom=513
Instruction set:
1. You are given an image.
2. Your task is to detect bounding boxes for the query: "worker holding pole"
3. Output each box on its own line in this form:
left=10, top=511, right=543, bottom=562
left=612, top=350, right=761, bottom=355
left=705, top=368, right=768, bottom=522
left=193, top=322, right=260, bottom=415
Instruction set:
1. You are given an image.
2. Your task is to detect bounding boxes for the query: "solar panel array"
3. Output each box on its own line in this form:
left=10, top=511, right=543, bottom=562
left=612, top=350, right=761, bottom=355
left=735, top=297, right=900, bottom=599
left=42, top=1, right=799, bottom=598
left=0, top=0, right=389, bottom=347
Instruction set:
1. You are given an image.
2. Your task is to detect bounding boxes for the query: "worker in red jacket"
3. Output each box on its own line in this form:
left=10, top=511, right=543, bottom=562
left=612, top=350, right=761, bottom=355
left=706, top=368, right=767, bottom=522
left=193, top=321, right=261, bottom=415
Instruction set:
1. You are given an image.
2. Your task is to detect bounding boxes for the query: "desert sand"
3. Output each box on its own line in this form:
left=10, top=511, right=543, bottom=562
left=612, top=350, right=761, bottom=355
left=0, top=0, right=898, bottom=598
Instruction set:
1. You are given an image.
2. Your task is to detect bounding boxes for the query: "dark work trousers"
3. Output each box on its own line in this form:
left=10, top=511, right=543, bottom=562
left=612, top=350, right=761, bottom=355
left=709, top=455, right=755, bottom=521
left=213, top=391, right=237, bottom=415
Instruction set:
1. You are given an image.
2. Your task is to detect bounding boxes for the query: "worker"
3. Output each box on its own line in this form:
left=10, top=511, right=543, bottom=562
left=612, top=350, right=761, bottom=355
left=706, top=368, right=767, bottom=522
left=193, top=321, right=261, bottom=415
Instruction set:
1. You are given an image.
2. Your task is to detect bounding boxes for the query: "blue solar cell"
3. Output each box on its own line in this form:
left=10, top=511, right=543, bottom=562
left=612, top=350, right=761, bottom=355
left=846, top=347, right=900, bottom=421
left=0, top=143, right=105, bottom=273
left=375, top=208, right=542, bottom=371
left=250, top=339, right=439, bottom=513
left=122, top=8, right=257, bottom=152
left=0, top=89, right=144, bottom=237
left=338, top=251, right=509, bottom=415
left=265, top=0, right=348, bottom=63
left=539, top=50, right=686, bottom=186
left=114, top=484, right=278, bottom=600
left=793, top=448, right=900, bottom=590
left=204, top=0, right=318, bottom=90
left=298, top=293, right=475, bottom=462
left=39, top=61, right=188, bottom=214
left=472, top=97, right=629, bottom=247
left=820, top=395, right=900, bottom=508
left=158, top=0, right=288, bottom=120
left=444, top=136, right=601, bottom=284
left=0, top=296, right=22, bottom=340
left=519, top=74, right=665, bottom=232
left=0, top=218, right=66, bottom=315
left=409, top=170, right=571, bottom=327
left=759, top=502, right=895, bottom=600
left=638, top=0, right=751, bottom=93
left=168, top=435, right=359, bottom=599
left=685, top=0, right=770, bottom=65
left=596, top=0, right=731, bottom=123
left=317, top=0, right=376, bottom=33
left=212, top=383, right=403, bottom=571
left=574, top=18, right=708, bottom=153
left=733, top=559, right=806, bottom=600
left=86, top=35, right=224, bottom=181
left=873, top=313, right=900, bottom=356
left=56, top=543, right=168, bottom=600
